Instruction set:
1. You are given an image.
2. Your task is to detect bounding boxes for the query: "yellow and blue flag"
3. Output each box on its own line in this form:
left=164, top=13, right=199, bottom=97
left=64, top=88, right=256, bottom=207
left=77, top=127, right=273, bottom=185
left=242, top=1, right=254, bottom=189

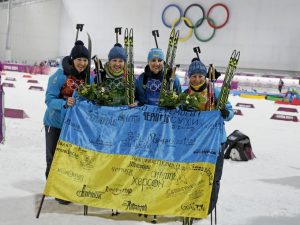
left=44, top=100, right=224, bottom=218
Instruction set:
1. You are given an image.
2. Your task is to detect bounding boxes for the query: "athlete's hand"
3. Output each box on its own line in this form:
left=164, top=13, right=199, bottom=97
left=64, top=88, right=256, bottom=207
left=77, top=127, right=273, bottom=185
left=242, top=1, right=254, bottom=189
left=66, top=97, right=76, bottom=107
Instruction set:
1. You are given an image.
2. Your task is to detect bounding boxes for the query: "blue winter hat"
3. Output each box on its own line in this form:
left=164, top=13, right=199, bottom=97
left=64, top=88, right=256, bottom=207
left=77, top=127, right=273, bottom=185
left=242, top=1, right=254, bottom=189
left=70, top=40, right=89, bottom=60
left=108, top=43, right=127, bottom=61
left=147, top=48, right=165, bottom=61
left=187, top=59, right=207, bottom=77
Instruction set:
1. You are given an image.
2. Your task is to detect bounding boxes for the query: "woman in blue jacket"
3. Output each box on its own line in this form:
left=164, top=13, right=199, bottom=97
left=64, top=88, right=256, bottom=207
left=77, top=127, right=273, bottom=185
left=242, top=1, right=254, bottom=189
left=135, top=48, right=182, bottom=106
left=43, top=40, right=90, bottom=190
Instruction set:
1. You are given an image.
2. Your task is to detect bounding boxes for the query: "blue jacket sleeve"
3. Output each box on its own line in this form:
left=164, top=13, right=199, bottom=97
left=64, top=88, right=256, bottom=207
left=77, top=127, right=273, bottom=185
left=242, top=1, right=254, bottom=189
left=45, top=69, right=67, bottom=110
left=135, top=73, right=146, bottom=104
left=214, top=87, right=234, bottom=121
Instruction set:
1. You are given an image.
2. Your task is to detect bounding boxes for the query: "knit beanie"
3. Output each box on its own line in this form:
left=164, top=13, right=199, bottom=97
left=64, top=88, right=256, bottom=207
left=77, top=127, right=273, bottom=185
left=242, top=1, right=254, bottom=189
left=147, top=48, right=165, bottom=61
left=70, top=40, right=89, bottom=60
left=108, top=43, right=127, bottom=61
left=187, top=58, right=207, bottom=77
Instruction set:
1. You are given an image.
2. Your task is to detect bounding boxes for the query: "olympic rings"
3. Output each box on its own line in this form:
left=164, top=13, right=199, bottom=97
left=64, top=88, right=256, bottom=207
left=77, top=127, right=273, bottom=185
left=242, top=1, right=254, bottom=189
left=161, top=4, right=182, bottom=28
left=207, top=3, right=229, bottom=29
left=67, top=78, right=83, bottom=90
left=171, top=17, right=193, bottom=42
left=107, top=79, right=125, bottom=91
left=146, top=79, right=162, bottom=92
left=194, top=17, right=216, bottom=42
left=183, top=4, right=205, bottom=29
left=161, top=3, right=230, bottom=42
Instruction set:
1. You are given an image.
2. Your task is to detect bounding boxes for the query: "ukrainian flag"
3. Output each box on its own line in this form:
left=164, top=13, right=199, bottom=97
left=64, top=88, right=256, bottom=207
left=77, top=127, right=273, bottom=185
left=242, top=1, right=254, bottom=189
left=44, top=99, right=224, bottom=218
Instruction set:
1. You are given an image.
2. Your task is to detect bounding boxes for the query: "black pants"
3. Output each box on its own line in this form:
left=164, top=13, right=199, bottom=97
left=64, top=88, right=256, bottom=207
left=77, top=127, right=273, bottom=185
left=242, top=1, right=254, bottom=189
left=45, top=126, right=61, bottom=178
left=208, top=143, right=225, bottom=214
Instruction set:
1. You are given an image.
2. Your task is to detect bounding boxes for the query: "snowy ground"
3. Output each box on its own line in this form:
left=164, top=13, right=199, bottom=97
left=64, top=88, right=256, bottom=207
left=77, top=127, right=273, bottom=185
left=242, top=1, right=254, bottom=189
left=0, top=71, right=300, bottom=225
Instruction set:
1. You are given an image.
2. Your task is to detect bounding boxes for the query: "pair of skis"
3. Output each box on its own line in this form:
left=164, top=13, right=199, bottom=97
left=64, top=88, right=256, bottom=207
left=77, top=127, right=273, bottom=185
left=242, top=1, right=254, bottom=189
left=207, top=63, right=216, bottom=111
left=124, top=28, right=135, bottom=105
left=216, top=50, right=240, bottom=110
left=115, top=27, right=135, bottom=105
left=159, top=28, right=180, bottom=106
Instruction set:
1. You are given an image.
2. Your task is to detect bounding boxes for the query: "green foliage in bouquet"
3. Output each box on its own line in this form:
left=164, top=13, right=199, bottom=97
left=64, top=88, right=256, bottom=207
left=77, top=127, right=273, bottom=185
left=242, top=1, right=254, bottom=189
left=159, top=90, right=180, bottom=108
left=77, top=84, right=97, bottom=100
left=178, top=92, right=207, bottom=111
left=77, top=83, right=125, bottom=106
left=94, top=88, right=124, bottom=106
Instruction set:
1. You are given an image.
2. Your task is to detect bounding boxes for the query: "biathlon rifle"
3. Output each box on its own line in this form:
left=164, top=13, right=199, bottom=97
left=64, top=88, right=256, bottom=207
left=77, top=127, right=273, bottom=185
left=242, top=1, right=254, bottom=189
left=115, top=27, right=122, bottom=44
left=152, top=30, right=159, bottom=48
left=62, top=24, right=84, bottom=75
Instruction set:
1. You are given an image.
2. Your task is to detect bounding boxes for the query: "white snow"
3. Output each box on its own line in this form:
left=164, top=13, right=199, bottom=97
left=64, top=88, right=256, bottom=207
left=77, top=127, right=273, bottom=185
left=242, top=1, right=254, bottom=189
left=0, top=70, right=300, bottom=225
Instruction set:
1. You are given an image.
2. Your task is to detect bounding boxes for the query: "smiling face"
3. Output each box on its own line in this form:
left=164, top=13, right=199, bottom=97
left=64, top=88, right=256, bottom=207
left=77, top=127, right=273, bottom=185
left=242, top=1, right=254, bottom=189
left=109, top=58, right=125, bottom=73
left=149, top=58, right=164, bottom=74
left=73, top=57, right=89, bottom=73
left=189, top=74, right=206, bottom=86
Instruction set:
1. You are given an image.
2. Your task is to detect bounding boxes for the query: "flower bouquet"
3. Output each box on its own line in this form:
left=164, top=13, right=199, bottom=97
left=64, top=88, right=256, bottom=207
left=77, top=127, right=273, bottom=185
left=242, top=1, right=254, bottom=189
left=178, top=92, right=207, bottom=111
left=159, top=90, right=180, bottom=108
